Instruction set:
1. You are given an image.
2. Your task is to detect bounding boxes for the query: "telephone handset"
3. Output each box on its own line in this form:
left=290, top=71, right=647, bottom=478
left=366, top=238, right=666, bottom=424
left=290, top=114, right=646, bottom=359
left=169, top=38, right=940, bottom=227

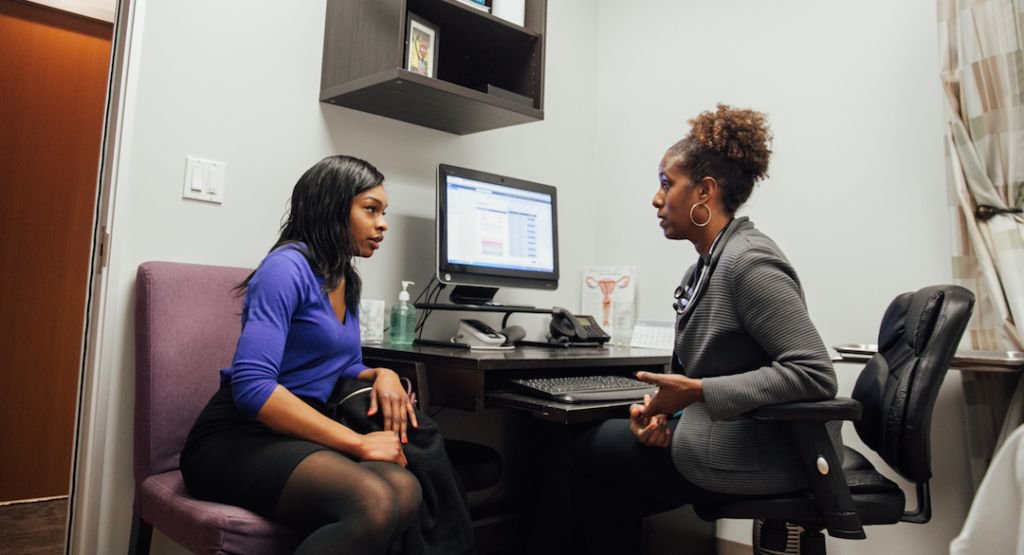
left=548, top=307, right=611, bottom=344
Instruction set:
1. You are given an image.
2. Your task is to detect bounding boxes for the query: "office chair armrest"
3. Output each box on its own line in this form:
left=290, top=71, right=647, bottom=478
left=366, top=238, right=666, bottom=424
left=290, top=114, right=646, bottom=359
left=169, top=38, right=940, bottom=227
left=786, top=420, right=867, bottom=540
left=752, top=397, right=861, bottom=422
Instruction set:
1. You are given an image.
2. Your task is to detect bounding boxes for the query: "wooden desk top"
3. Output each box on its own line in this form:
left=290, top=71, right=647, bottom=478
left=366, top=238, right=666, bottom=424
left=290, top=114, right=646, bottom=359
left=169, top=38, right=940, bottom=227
left=832, top=345, right=1023, bottom=373
left=362, top=342, right=672, bottom=371
left=362, top=342, right=672, bottom=422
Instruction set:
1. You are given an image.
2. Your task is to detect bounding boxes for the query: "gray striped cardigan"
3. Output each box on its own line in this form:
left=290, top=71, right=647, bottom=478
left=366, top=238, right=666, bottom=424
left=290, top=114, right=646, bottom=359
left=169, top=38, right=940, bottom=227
left=670, top=217, right=839, bottom=495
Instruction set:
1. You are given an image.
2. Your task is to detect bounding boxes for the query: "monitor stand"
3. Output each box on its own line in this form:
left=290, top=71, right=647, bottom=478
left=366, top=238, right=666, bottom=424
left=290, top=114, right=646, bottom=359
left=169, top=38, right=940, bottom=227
left=433, top=285, right=536, bottom=311
left=449, top=285, right=499, bottom=305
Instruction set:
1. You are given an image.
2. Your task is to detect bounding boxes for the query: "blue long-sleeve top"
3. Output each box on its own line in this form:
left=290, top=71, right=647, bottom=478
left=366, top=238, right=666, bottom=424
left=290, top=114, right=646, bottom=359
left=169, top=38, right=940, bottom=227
left=221, top=245, right=368, bottom=416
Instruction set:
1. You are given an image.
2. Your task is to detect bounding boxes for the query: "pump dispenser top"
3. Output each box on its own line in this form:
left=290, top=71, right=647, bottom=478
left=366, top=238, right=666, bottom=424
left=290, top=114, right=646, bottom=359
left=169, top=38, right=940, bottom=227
left=398, top=281, right=414, bottom=302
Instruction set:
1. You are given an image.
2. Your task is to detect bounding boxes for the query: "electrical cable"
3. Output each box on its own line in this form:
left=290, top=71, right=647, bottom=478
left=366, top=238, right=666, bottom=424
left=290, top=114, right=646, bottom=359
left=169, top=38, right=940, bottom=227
left=415, top=279, right=446, bottom=337
left=412, top=275, right=436, bottom=305
left=412, top=276, right=437, bottom=336
left=420, top=282, right=447, bottom=337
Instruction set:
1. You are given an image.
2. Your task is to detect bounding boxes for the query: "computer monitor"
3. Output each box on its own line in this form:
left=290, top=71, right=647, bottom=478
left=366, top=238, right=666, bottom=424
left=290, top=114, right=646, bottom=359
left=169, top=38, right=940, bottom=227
left=436, top=163, right=559, bottom=304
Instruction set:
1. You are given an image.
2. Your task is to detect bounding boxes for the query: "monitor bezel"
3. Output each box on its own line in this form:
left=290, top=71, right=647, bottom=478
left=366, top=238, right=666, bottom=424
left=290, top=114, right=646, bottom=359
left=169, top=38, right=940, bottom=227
left=436, top=163, right=560, bottom=291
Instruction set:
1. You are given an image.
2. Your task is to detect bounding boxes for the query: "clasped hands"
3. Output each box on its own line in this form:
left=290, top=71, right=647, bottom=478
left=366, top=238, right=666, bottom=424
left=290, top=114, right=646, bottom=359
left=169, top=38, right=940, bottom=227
left=629, top=371, right=703, bottom=448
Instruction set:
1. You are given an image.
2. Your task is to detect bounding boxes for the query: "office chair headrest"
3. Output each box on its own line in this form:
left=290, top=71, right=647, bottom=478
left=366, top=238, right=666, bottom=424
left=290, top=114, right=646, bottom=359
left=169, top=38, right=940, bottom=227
left=877, top=287, right=946, bottom=356
left=905, top=287, right=945, bottom=355
left=877, top=291, right=913, bottom=353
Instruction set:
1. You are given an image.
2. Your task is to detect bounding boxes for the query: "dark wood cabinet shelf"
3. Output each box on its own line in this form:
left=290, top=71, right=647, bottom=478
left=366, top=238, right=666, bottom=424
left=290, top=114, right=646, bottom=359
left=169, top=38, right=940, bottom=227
left=415, top=0, right=544, bottom=38
left=410, top=0, right=541, bottom=39
left=321, top=69, right=543, bottom=135
left=320, top=0, right=546, bottom=135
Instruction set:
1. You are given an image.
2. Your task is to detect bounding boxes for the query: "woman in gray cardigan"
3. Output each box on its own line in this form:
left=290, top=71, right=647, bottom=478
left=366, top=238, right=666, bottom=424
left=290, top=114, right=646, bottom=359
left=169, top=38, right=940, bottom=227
left=572, top=105, right=838, bottom=553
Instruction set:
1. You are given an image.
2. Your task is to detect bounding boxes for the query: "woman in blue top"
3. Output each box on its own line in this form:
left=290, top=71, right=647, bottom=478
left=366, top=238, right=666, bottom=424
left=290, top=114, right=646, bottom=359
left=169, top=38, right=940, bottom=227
left=181, top=155, right=472, bottom=554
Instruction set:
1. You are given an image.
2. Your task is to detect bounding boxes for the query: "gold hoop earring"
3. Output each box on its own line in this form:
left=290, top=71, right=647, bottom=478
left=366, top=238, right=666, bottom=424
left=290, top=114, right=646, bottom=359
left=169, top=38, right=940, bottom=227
left=690, top=202, right=711, bottom=227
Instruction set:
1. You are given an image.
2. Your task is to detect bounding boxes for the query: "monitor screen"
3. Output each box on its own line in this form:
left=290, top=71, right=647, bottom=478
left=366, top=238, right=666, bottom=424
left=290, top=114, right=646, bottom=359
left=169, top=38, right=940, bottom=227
left=436, top=164, right=559, bottom=291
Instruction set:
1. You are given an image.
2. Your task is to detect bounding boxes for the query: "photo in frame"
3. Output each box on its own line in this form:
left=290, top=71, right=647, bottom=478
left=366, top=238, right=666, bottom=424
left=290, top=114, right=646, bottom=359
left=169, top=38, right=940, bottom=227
left=405, top=13, right=439, bottom=78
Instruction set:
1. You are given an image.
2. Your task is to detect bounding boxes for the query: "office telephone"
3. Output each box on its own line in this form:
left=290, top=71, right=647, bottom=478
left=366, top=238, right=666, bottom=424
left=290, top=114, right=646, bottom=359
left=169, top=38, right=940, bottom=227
left=548, top=307, right=611, bottom=345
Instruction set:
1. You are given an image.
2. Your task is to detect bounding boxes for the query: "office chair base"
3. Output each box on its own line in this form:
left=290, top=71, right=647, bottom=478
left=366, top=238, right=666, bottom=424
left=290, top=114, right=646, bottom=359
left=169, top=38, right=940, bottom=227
left=755, top=519, right=800, bottom=554
left=753, top=520, right=829, bottom=555
left=799, top=529, right=826, bottom=555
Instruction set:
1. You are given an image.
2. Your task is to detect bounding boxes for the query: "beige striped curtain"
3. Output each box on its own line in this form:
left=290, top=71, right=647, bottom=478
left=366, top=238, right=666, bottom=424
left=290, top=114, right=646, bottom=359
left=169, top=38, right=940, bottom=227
left=938, top=0, right=1024, bottom=487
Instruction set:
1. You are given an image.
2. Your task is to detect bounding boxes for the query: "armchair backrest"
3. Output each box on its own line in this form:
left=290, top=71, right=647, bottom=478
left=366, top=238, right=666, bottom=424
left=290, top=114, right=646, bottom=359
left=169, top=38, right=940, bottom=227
left=852, top=285, right=974, bottom=484
left=134, top=261, right=252, bottom=483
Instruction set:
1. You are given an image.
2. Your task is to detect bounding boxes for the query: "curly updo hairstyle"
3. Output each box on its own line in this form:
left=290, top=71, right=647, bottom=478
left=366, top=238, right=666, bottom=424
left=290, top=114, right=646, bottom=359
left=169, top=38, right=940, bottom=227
left=666, top=104, right=773, bottom=215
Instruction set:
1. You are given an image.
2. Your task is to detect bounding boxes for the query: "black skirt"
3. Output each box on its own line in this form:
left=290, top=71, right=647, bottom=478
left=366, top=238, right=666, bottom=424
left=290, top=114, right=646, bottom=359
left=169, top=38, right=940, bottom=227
left=180, top=385, right=328, bottom=518
left=181, top=381, right=476, bottom=554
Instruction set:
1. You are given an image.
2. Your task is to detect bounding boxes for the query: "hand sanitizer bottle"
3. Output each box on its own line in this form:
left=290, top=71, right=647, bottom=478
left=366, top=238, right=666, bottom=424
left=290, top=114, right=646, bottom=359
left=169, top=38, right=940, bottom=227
left=389, top=281, right=416, bottom=345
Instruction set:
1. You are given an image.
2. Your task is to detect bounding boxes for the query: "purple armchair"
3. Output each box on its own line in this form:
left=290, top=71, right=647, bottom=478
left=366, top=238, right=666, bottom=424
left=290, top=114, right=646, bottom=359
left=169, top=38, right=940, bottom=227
left=130, top=261, right=300, bottom=555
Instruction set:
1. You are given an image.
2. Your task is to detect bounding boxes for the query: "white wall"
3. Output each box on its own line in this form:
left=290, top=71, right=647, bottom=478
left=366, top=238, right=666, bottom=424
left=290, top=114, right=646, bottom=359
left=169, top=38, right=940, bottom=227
left=79, top=0, right=976, bottom=553
left=79, top=0, right=599, bottom=552
left=593, top=0, right=972, bottom=553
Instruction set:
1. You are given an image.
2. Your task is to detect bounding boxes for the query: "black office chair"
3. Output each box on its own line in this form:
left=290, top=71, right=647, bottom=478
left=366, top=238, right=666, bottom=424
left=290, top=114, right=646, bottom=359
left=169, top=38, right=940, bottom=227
left=693, top=285, right=975, bottom=554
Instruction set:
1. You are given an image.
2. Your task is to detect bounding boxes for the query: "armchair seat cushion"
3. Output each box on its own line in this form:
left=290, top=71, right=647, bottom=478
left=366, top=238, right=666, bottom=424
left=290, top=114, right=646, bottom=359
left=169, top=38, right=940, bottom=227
left=135, top=471, right=300, bottom=555
left=695, top=488, right=905, bottom=527
left=841, top=447, right=901, bottom=495
left=694, top=450, right=905, bottom=527
left=844, top=468, right=900, bottom=495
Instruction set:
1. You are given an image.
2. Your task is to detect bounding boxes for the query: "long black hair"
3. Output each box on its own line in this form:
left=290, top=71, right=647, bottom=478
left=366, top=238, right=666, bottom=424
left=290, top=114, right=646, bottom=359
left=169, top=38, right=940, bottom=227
left=239, top=155, right=385, bottom=312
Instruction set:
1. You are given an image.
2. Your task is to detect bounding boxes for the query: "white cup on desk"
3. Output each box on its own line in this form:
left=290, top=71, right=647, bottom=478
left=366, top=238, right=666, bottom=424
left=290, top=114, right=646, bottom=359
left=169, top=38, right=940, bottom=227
left=359, top=299, right=385, bottom=343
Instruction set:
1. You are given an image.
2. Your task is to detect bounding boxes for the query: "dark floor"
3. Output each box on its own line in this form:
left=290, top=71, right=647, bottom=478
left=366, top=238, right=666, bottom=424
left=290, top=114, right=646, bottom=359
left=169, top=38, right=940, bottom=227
left=0, top=497, right=67, bottom=555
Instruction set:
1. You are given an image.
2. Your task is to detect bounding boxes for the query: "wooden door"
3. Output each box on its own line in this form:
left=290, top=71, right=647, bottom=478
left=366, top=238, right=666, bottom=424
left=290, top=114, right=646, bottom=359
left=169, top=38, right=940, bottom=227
left=0, top=0, right=112, bottom=501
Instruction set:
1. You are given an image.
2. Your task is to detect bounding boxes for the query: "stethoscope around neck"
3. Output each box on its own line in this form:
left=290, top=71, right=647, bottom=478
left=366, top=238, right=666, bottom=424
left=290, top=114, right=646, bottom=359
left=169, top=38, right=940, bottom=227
left=671, top=219, right=735, bottom=318
left=672, top=260, right=711, bottom=317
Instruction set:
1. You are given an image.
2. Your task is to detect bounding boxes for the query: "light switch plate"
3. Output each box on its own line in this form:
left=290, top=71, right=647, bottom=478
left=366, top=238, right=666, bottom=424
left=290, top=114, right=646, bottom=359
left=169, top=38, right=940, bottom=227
left=183, top=156, right=226, bottom=204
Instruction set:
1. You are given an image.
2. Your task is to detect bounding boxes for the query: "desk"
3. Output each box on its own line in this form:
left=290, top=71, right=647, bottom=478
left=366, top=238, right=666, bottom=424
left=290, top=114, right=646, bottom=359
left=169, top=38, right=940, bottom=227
left=362, top=342, right=673, bottom=424
left=361, top=342, right=701, bottom=554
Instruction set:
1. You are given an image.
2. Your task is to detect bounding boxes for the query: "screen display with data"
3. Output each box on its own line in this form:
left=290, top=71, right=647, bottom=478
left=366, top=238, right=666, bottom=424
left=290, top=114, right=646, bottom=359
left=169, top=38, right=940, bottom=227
left=437, top=165, right=559, bottom=290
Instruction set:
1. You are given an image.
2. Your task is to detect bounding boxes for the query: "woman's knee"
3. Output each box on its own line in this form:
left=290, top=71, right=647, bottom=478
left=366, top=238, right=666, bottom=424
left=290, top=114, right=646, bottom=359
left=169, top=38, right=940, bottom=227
left=338, top=476, right=400, bottom=539
left=366, top=464, right=422, bottom=522
left=389, top=468, right=423, bottom=520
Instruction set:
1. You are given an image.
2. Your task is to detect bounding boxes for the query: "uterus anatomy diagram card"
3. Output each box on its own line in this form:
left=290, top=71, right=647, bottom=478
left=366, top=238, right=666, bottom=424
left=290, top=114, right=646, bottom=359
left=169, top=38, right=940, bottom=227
left=581, top=266, right=636, bottom=344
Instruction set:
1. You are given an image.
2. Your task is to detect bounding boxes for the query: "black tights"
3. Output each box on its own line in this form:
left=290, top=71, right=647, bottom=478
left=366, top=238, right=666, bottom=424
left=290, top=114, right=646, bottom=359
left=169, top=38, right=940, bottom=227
left=274, top=450, right=422, bottom=555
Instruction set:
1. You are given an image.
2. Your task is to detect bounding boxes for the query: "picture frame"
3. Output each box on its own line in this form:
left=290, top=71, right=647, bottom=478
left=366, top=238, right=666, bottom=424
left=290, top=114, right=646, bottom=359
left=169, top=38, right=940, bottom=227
left=405, top=13, right=439, bottom=78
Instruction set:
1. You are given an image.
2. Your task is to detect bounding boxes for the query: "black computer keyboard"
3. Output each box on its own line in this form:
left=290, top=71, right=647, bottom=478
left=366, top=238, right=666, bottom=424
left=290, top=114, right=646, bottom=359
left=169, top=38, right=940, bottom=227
left=509, top=375, right=656, bottom=403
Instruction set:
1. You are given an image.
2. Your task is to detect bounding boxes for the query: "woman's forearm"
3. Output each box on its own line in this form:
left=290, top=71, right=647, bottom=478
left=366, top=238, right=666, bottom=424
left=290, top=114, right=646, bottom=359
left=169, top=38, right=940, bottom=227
left=256, top=385, right=364, bottom=455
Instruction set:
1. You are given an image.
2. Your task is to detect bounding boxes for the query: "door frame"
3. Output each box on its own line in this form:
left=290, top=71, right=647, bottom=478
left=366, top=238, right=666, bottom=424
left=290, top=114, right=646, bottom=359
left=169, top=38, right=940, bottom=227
left=66, top=0, right=137, bottom=552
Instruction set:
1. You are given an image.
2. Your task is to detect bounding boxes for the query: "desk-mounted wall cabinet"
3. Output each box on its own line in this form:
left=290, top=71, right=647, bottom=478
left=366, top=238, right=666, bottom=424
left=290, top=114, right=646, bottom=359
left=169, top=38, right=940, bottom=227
left=320, top=0, right=546, bottom=135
